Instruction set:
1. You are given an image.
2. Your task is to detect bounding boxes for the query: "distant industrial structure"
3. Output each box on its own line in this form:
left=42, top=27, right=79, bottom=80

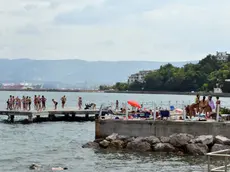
left=216, top=51, right=229, bottom=61
left=128, top=70, right=153, bottom=84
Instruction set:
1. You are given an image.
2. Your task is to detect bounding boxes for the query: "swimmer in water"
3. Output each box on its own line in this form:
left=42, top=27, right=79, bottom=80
left=52, top=167, right=68, bottom=171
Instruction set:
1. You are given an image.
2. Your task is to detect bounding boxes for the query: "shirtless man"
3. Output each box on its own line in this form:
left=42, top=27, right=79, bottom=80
left=61, top=95, right=66, bottom=109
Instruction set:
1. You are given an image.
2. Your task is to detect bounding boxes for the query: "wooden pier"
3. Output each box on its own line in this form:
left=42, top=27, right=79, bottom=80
left=0, top=108, right=107, bottom=123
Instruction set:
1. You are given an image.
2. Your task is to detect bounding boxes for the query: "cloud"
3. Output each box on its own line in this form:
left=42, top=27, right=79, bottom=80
left=0, top=0, right=230, bottom=61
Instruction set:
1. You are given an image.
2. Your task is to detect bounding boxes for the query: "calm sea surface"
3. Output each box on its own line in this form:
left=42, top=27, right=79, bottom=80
left=0, top=91, right=229, bottom=172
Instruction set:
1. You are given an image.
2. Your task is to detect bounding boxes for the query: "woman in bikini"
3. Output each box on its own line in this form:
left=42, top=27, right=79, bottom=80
left=199, top=96, right=207, bottom=114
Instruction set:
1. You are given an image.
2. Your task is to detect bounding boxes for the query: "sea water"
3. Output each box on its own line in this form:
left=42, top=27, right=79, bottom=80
left=0, top=91, right=229, bottom=172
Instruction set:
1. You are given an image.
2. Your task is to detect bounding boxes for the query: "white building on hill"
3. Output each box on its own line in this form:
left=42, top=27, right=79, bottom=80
left=128, top=70, right=152, bottom=84
left=216, top=51, right=229, bottom=61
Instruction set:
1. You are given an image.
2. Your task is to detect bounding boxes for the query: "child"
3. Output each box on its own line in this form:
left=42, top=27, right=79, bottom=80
left=52, top=99, right=58, bottom=110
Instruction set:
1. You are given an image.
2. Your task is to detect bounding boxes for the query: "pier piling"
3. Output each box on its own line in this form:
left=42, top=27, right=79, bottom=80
left=10, top=115, right=15, bottom=123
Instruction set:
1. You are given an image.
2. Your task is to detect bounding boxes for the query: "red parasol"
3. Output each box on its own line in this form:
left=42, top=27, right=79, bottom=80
left=127, top=100, right=141, bottom=108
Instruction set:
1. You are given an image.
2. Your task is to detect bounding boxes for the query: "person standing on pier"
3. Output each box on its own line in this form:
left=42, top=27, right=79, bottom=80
left=6, top=99, right=10, bottom=110
left=216, top=96, right=221, bottom=113
left=22, top=96, right=26, bottom=110
left=15, top=97, right=20, bottom=110
left=61, top=95, right=66, bottom=108
left=12, top=96, right=15, bottom=110
left=116, top=100, right=119, bottom=110
left=41, top=95, right=46, bottom=110
left=34, top=95, right=38, bottom=110
left=52, top=99, right=58, bottom=110
left=38, top=95, right=42, bottom=111
left=78, top=97, right=82, bottom=110
left=28, top=97, right=32, bottom=111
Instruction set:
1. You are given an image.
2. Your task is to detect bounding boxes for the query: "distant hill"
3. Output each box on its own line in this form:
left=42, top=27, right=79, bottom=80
left=0, top=59, right=198, bottom=88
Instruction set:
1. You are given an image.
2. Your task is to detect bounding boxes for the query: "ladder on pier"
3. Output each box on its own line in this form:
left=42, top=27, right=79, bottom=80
left=207, top=149, right=230, bottom=172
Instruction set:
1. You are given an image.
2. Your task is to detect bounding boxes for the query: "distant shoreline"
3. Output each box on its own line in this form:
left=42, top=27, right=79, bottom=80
left=0, top=88, right=229, bottom=97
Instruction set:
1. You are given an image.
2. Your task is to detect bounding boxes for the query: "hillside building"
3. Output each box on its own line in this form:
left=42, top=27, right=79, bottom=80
left=128, top=70, right=152, bottom=84
left=216, top=51, right=229, bottom=61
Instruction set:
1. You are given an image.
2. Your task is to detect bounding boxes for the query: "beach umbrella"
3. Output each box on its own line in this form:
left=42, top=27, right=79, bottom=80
left=127, top=100, right=141, bottom=108
left=175, top=108, right=183, bottom=114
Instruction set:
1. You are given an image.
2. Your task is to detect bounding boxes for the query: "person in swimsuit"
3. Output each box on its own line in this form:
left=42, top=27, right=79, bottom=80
left=22, top=96, right=26, bottom=110
left=26, top=96, right=29, bottom=110
left=12, top=96, right=15, bottom=110
left=34, top=95, right=38, bottom=110
left=28, top=97, right=32, bottom=111
left=78, top=97, right=82, bottom=110
left=216, top=96, right=221, bottom=113
left=52, top=99, right=58, bottom=110
left=199, top=96, right=207, bottom=114
left=38, top=95, right=41, bottom=111
left=15, top=96, right=19, bottom=110
left=41, top=95, right=46, bottom=110
left=6, top=99, right=10, bottom=110
left=18, top=97, right=21, bottom=110
left=115, top=100, right=119, bottom=110
left=61, top=96, right=66, bottom=109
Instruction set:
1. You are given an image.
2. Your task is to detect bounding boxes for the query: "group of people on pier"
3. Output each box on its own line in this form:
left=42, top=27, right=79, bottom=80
left=6, top=95, right=83, bottom=111
left=6, top=95, right=47, bottom=111
left=186, top=94, right=221, bottom=118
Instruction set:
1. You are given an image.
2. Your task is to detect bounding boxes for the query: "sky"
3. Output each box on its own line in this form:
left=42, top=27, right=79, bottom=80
left=0, top=0, right=230, bottom=61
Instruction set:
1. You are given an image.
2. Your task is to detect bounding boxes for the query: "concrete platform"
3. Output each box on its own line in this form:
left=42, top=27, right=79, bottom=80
left=95, top=119, right=230, bottom=139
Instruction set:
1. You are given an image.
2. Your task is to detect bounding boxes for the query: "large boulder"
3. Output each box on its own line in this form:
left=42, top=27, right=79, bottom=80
left=99, top=140, right=110, bottom=148
left=126, top=140, right=151, bottom=152
left=82, top=141, right=99, bottom=149
left=94, top=138, right=104, bottom=143
left=169, top=133, right=194, bottom=147
left=215, top=135, right=230, bottom=145
left=153, top=143, right=175, bottom=152
left=145, top=136, right=160, bottom=145
left=186, top=143, right=208, bottom=155
left=106, top=133, right=118, bottom=141
left=133, top=137, right=146, bottom=142
left=160, top=136, right=170, bottom=143
left=195, top=135, right=214, bottom=145
left=117, top=135, right=131, bottom=141
left=211, top=144, right=230, bottom=152
left=109, top=140, right=124, bottom=149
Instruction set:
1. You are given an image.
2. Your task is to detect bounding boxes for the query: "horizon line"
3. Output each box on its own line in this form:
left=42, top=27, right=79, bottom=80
left=0, top=58, right=199, bottom=63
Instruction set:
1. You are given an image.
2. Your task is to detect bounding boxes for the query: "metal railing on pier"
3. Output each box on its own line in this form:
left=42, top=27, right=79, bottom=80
left=207, top=149, right=230, bottom=172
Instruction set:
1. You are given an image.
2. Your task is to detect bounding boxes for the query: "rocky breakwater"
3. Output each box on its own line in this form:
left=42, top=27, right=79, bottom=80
left=82, top=133, right=230, bottom=155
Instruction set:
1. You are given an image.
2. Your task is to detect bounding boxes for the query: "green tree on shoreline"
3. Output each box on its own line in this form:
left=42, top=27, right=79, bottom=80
left=99, top=54, right=230, bottom=92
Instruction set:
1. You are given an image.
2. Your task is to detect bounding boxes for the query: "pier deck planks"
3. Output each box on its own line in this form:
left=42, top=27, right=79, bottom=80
left=0, top=109, right=104, bottom=117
